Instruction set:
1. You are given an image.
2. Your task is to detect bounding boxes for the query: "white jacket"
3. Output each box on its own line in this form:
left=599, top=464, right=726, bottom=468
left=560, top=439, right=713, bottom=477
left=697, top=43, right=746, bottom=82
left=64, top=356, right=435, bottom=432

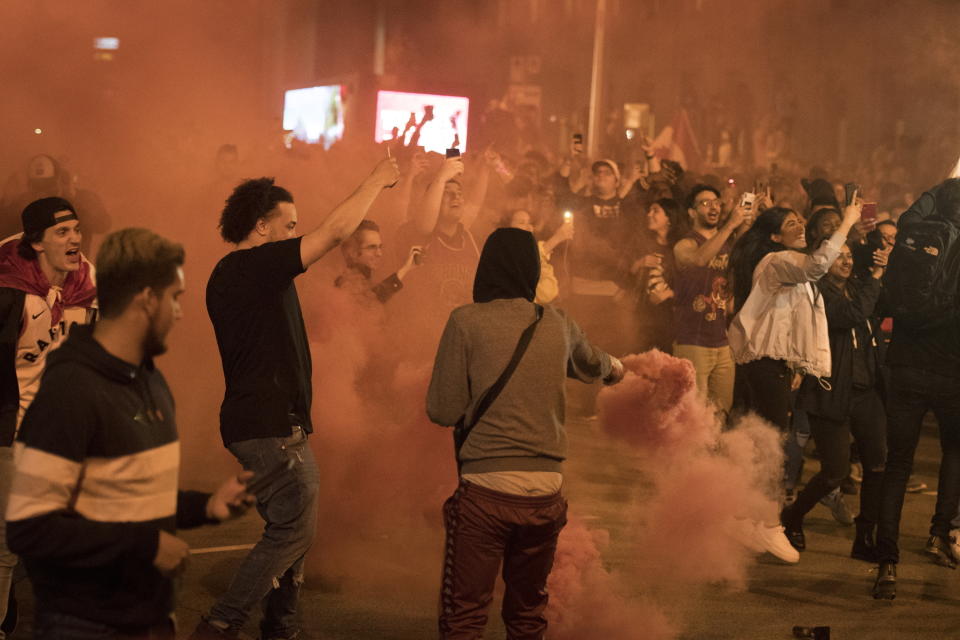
left=728, top=233, right=845, bottom=378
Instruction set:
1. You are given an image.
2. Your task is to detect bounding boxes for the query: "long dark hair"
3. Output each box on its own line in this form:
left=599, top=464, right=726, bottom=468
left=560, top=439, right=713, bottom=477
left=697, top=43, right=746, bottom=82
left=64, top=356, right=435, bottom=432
left=729, top=207, right=794, bottom=311
left=647, top=197, right=688, bottom=246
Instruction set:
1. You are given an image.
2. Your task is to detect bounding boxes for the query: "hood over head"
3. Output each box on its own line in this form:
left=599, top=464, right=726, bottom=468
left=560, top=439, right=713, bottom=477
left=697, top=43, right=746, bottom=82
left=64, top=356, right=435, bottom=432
left=472, top=228, right=540, bottom=303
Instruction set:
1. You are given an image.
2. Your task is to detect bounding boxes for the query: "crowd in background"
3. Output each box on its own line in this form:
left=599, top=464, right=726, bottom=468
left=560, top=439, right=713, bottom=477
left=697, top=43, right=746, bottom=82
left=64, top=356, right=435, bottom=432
left=0, top=93, right=958, bottom=634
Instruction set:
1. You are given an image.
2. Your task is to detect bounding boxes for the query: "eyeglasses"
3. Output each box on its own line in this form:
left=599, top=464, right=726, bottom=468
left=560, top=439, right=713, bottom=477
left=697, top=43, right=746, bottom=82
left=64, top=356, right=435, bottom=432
left=696, top=198, right=720, bottom=208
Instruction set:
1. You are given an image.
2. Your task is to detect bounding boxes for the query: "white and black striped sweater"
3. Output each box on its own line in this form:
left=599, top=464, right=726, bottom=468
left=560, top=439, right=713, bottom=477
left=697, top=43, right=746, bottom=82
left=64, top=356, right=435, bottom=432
left=6, top=325, right=214, bottom=630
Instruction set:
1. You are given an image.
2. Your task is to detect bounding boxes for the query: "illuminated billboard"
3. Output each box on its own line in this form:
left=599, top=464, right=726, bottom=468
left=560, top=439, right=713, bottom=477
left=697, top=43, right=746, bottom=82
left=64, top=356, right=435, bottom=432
left=375, top=90, right=469, bottom=154
left=283, top=85, right=345, bottom=149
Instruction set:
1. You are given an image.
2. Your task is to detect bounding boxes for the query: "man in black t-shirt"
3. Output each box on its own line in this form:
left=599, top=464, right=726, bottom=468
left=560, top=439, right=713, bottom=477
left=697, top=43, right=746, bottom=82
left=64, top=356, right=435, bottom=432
left=193, top=158, right=398, bottom=640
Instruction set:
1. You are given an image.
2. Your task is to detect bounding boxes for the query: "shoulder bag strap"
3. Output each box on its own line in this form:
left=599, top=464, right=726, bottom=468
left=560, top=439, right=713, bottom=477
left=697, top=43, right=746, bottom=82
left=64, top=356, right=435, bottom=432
left=454, top=304, right=543, bottom=465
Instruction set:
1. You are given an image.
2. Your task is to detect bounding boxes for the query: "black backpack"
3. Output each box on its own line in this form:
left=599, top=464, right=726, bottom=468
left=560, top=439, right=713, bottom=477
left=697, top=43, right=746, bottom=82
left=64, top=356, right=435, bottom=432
left=882, top=216, right=960, bottom=327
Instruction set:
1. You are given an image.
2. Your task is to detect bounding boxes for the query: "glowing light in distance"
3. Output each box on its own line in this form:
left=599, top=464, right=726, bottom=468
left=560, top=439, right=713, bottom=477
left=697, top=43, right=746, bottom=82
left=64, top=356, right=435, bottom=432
left=93, top=37, right=119, bottom=50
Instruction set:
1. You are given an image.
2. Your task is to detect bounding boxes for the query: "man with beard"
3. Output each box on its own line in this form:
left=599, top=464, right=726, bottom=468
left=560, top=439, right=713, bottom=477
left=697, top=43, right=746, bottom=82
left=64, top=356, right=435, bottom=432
left=427, top=228, right=624, bottom=639
left=6, top=228, right=254, bottom=638
left=0, top=197, right=97, bottom=634
left=194, top=157, right=399, bottom=640
left=672, top=184, right=749, bottom=416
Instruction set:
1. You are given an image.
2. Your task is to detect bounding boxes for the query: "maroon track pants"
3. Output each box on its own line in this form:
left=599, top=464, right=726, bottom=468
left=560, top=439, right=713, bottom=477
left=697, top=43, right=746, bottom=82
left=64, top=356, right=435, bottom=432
left=438, top=480, right=567, bottom=640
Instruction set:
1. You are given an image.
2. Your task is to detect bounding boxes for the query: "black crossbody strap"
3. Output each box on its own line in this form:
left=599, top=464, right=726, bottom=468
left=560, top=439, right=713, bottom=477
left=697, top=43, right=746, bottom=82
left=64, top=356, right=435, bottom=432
left=454, top=304, right=543, bottom=464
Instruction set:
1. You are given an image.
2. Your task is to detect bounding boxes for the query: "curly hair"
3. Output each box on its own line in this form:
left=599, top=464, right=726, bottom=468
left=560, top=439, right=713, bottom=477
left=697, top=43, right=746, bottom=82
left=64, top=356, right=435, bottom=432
left=219, top=177, right=294, bottom=243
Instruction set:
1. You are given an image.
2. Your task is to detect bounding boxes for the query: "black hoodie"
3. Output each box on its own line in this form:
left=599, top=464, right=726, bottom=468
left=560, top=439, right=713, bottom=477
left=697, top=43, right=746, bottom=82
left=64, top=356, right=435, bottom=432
left=6, top=325, right=213, bottom=630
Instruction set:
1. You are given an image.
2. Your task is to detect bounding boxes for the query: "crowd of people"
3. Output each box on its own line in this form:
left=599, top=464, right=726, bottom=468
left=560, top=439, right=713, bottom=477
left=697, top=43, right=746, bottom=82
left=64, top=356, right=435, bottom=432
left=0, top=104, right=958, bottom=638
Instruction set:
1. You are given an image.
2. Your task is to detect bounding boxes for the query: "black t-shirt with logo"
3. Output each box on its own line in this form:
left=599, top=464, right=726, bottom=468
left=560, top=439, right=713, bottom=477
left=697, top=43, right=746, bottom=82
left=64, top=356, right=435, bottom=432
left=206, top=237, right=312, bottom=445
left=567, top=194, right=641, bottom=284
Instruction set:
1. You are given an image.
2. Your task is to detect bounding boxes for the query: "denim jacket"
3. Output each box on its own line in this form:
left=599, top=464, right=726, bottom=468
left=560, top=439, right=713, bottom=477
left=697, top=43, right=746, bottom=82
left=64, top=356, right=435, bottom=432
left=728, top=233, right=846, bottom=378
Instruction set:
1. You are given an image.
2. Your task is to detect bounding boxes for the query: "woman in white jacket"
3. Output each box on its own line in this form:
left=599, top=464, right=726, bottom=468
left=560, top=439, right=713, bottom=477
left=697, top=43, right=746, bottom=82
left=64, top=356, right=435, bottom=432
left=728, top=200, right=861, bottom=442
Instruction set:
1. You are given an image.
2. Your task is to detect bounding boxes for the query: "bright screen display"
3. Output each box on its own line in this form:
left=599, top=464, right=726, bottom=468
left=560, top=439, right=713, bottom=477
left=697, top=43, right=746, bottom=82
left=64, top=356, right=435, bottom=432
left=283, top=85, right=344, bottom=149
left=375, top=90, right=469, bottom=154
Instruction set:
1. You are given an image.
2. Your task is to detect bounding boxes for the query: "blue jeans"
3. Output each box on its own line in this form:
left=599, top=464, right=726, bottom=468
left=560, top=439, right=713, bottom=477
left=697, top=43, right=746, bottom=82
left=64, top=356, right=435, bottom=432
left=877, top=366, right=960, bottom=563
left=34, top=607, right=173, bottom=640
left=209, top=426, right=320, bottom=637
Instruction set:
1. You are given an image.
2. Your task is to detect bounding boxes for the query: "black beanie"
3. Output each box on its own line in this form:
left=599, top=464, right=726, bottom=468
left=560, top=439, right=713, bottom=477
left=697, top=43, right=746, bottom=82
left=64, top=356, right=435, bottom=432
left=21, top=197, right=77, bottom=236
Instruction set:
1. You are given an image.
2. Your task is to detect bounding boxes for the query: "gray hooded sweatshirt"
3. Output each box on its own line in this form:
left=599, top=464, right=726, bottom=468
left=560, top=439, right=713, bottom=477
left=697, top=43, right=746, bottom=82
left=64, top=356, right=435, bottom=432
left=426, top=228, right=613, bottom=475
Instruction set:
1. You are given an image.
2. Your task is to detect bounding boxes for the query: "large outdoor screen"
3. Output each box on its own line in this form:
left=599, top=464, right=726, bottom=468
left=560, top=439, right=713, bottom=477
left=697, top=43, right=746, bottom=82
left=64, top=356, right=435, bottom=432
left=283, top=85, right=345, bottom=149
left=374, top=90, right=469, bottom=154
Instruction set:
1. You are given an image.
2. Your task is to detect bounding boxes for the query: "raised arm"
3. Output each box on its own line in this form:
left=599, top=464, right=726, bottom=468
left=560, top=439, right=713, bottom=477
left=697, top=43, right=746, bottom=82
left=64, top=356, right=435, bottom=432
left=674, top=205, right=746, bottom=269
left=766, top=199, right=862, bottom=284
left=298, top=157, right=400, bottom=268
left=411, top=157, right=464, bottom=236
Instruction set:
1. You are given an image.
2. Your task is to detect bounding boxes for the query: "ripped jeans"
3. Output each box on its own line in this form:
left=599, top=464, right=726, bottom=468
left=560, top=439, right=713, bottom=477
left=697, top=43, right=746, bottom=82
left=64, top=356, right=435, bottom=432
left=209, top=426, right=320, bottom=638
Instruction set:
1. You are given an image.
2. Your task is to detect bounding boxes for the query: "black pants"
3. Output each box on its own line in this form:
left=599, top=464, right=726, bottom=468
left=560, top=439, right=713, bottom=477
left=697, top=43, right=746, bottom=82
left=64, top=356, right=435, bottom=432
left=739, top=358, right=792, bottom=431
left=877, top=366, right=960, bottom=564
left=789, top=387, right=887, bottom=525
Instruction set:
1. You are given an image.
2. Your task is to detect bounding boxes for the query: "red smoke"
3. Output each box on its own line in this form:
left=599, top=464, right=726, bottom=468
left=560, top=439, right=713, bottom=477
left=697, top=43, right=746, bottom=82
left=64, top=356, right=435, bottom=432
left=301, top=271, right=455, bottom=591
left=541, top=349, right=784, bottom=637
left=547, top=516, right=675, bottom=640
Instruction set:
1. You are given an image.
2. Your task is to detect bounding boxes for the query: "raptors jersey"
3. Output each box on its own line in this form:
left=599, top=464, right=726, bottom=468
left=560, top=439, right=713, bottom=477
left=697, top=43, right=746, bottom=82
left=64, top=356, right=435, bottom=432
left=15, top=289, right=93, bottom=427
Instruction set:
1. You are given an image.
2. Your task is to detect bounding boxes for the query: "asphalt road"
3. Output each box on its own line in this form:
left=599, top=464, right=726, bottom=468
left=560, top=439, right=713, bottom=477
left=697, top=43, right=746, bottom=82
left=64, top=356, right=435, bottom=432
left=8, top=414, right=958, bottom=640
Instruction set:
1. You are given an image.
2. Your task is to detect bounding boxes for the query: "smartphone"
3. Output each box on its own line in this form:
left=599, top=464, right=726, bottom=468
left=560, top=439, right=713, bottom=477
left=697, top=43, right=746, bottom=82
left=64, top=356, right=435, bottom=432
left=843, top=182, right=860, bottom=207
left=246, top=458, right=295, bottom=495
left=563, top=210, right=573, bottom=224
left=861, top=202, right=878, bottom=223
left=445, top=148, right=460, bottom=159
left=740, top=192, right=757, bottom=210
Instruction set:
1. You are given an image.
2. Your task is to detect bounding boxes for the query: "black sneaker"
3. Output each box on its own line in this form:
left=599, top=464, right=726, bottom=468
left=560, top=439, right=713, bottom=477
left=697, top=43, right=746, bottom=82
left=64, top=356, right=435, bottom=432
left=781, top=506, right=806, bottom=551
left=872, top=562, right=896, bottom=600
left=924, top=535, right=960, bottom=569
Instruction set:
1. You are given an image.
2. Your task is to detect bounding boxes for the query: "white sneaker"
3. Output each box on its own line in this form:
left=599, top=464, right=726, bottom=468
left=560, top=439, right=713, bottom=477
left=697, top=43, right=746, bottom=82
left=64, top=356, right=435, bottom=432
left=754, top=523, right=801, bottom=563
left=724, top=518, right=800, bottom=563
